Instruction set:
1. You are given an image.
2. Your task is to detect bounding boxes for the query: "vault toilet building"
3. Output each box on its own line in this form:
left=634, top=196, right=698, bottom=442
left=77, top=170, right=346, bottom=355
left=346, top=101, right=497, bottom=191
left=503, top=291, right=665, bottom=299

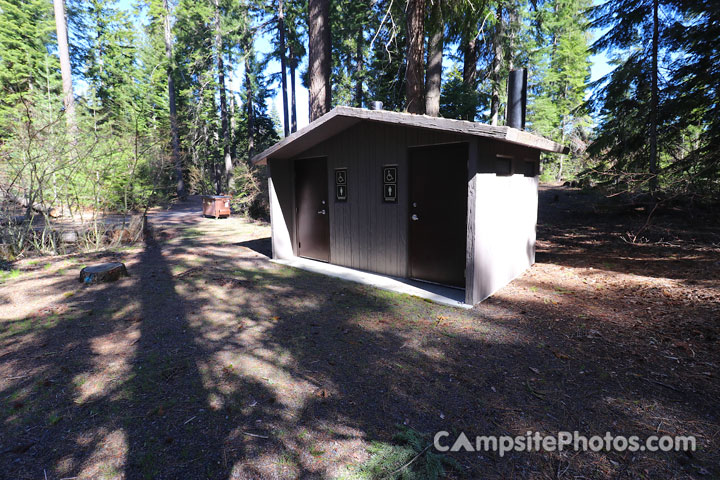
left=251, top=104, right=566, bottom=306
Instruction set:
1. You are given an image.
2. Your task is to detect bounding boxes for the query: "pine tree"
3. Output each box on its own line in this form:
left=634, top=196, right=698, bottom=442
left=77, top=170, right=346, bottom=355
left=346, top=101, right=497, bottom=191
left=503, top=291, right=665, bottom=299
left=308, top=0, right=331, bottom=120
left=285, top=0, right=305, bottom=130
left=213, top=0, right=232, bottom=191
left=73, top=0, right=139, bottom=128
left=52, top=0, right=76, bottom=132
left=366, top=0, right=407, bottom=111
left=446, top=0, right=485, bottom=120
left=527, top=0, right=592, bottom=179
left=0, top=0, right=59, bottom=121
left=440, top=65, right=479, bottom=120
left=424, top=0, right=443, bottom=116
left=588, top=0, right=669, bottom=193
left=404, top=0, right=425, bottom=113
left=327, top=0, right=372, bottom=108
left=663, top=0, right=720, bottom=195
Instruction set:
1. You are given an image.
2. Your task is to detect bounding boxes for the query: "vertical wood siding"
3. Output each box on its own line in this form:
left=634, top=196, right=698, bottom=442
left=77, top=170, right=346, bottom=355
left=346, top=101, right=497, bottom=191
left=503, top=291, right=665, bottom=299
left=273, top=121, right=466, bottom=278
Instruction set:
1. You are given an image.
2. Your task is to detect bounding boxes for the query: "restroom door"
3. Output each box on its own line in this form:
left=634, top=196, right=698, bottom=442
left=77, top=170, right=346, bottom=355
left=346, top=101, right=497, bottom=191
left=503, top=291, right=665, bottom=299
left=408, top=143, right=468, bottom=287
left=295, top=157, right=330, bottom=262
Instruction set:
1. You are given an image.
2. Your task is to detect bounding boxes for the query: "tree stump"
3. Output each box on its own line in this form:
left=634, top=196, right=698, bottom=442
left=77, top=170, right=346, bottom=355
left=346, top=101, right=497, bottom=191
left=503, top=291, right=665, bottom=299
left=79, top=262, right=128, bottom=284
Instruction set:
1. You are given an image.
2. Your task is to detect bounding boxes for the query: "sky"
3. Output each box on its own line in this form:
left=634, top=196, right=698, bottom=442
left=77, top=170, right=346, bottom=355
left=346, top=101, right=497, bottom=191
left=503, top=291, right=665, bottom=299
left=116, top=0, right=613, bottom=132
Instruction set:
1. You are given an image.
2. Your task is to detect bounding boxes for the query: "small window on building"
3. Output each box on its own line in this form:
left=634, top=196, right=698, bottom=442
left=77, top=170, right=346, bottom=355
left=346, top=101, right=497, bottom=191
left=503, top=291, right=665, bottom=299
left=495, top=156, right=512, bottom=176
left=524, top=160, right=537, bottom=177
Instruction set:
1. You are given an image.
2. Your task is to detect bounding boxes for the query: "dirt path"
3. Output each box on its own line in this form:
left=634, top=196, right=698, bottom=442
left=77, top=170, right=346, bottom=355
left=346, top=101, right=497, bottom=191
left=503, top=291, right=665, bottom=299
left=1, top=189, right=719, bottom=479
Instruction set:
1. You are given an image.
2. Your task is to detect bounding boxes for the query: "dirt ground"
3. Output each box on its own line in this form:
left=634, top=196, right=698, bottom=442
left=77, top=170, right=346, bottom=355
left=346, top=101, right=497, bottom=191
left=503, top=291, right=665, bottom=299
left=1, top=186, right=719, bottom=479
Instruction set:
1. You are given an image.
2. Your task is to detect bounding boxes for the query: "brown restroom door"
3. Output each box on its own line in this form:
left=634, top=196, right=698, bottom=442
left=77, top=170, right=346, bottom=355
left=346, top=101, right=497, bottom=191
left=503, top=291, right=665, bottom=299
left=295, top=157, right=330, bottom=262
left=408, top=143, right=468, bottom=288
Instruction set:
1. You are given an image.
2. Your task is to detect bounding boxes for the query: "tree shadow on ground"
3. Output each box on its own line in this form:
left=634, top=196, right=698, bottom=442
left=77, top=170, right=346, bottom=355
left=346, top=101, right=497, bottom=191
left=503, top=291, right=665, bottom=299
left=1, top=195, right=718, bottom=479
left=536, top=186, right=720, bottom=284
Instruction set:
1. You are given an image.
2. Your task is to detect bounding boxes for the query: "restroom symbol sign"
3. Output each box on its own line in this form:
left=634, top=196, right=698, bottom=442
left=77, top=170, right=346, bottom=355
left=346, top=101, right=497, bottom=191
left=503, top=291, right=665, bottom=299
left=335, top=168, right=348, bottom=201
left=335, top=169, right=347, bottom=185
left=382, top=165, right=397, bottom=203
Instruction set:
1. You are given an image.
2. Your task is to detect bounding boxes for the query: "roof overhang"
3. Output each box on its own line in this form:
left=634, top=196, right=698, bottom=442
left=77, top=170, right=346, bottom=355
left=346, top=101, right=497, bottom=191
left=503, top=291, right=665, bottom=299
left=251, top=106, right=568, bottom=165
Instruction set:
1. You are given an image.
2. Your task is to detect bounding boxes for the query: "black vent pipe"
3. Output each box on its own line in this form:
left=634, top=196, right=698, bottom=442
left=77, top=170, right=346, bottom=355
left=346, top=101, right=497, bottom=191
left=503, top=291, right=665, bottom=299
left=506, top=68, right=527, bottom=130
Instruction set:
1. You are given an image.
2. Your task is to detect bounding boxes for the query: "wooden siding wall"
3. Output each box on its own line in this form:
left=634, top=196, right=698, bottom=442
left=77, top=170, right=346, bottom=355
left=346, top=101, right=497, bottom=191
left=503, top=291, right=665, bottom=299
left=270, top=121, right=467, bottom=278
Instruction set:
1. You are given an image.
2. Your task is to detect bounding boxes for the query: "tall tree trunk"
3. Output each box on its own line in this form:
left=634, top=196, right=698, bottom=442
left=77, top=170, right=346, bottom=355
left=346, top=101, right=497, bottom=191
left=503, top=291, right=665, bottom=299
left=245, top=59, right=255, bottom=161
left=290, top=45, right=298, bottom=133
left=405, top=0, right=426, bottom=114
left=504, top=4, right=518, bottom=125
left=214, top=0, right=231, bottom=193
left=490, top=4, right=503, bottom=126
left=163, top=0, right=185, bottom=199
left=278, top=0, right=290, bottom=136
left=52, top=0, right=76, bottom=134
left=462, top=37, right=478, bottom=88
left=425, top=0, right=443, bottom=116
left=506, top=3, right=518, bottom=71
left=230, top=93, right=237, bottom=162
left=308, top=0, right=331, bottom=121
left=649, top=0, right=659, bottom=196
left=461, top=33, right=478, bottom=120
left=354, top=26, right=364, bottom=108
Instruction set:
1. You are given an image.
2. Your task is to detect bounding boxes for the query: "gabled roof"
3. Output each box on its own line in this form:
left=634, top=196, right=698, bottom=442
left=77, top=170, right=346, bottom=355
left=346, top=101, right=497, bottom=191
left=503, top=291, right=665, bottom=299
left=251, top=106, right=567, bottom=165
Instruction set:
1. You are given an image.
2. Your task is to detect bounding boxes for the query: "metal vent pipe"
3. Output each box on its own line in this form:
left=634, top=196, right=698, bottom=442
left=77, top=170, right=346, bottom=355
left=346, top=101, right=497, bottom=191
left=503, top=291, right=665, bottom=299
left=369, top=101, right=383, bottom=111
left=506, top=68, right=527, bottom=130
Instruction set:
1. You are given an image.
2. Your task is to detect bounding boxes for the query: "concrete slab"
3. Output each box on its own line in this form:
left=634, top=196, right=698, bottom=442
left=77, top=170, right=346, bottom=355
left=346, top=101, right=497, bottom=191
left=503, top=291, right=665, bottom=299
left=272, top=257, right=472, bottom=309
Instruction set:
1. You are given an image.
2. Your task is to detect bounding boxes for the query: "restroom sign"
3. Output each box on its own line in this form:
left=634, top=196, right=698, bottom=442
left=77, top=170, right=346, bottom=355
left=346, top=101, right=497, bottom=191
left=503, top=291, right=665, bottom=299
left=383, top=165, right=397, bottom=203
left=335, top=168, right=347, bottom=201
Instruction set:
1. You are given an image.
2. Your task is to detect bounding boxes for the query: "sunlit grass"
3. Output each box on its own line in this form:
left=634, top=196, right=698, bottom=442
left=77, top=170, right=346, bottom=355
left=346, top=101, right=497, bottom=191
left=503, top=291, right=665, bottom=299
left=0, top=315, right=65, bottom=340
left=0, top=269, right=20, bottom=283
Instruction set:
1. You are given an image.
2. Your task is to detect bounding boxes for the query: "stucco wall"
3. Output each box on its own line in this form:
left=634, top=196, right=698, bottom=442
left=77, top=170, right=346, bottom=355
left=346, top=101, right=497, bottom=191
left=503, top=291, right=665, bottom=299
left=469, top=139, right=540, bottom=302
left=268, top=160, right=295, bottom=260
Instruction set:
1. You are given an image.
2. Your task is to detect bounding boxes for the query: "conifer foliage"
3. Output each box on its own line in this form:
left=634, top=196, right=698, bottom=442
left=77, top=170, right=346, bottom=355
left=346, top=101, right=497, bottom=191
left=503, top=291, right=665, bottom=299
left=0, top=0, right=717, bottom=239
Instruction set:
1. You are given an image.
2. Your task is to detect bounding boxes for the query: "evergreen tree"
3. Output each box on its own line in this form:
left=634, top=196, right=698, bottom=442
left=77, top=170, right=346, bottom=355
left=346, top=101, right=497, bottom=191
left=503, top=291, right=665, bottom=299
left=53, top=0, right=76, bottom=131
left=424, top=0, right=443, bottom=116
left=404, top=0, right=426, bottom=113
left=0, top=0, right=59, bottom=121
left=328, top=0, right=372, bottom=108
left=72, top=0, right=139, bottom=128
left=285, top=0, right=306, bottom=130
left=663, top=0, right=720, bottom=195
left=308, top=0, right=331, bottom=120
left=587, top=0, right=670, bottom=192
left=445, top=0, right=486, bottom=120
left=527, top=0, right=592, bottom=179
left=440, top=65, right=479, bottom=120
left=365, top=0, right=407, bottom=111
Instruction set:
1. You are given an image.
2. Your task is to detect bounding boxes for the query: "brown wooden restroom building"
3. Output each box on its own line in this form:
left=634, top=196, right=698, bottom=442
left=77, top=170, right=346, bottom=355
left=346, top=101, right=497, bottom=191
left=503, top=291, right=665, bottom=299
left=251, top=106, right=566, bottom=305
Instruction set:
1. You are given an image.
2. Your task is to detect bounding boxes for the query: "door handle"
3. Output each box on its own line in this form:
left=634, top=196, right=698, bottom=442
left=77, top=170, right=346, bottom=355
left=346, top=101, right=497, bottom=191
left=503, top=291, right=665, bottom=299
left=411, top=214, right=419, bottom=221
left=317, top=209, right=326, bottom=215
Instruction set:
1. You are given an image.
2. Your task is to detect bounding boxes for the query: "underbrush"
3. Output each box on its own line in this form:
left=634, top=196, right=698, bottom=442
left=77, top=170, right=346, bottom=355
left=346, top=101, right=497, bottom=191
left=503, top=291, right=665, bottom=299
left=0, top=213, right=144, bottom=261
left=342, top=426, right=459, bottom=480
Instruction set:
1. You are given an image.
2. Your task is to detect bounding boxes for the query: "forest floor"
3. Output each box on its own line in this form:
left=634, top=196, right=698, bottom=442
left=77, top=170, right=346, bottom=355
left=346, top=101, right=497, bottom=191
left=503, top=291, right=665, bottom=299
left=1, top=187, right=719, bottom=479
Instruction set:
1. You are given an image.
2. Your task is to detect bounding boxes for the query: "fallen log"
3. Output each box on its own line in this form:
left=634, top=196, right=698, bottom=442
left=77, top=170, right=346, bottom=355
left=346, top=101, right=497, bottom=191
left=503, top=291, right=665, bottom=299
left=0, top=189, right=59, bottom=218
